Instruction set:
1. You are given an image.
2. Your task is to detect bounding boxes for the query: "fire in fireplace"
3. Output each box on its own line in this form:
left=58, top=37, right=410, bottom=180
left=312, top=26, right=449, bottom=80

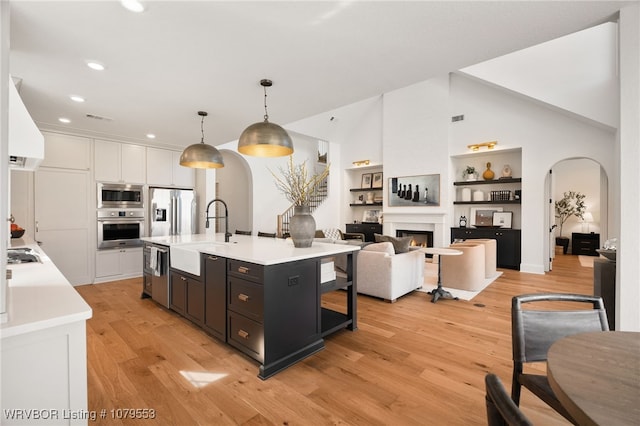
left=396, top=230, right=433, bottom=249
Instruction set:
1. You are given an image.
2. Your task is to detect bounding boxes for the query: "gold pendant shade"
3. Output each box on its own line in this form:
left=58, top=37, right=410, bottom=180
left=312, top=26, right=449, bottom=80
left=179, top=111, right=224, bottom=169
left=180, top=142, right=224, bottom=168
left=238, top=121, right=293, bottom=157
left=237, top=79, right=293, bottom=157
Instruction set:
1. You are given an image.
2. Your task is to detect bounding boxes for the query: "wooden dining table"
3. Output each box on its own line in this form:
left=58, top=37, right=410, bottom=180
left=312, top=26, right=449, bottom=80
left=547, top=331, right=640, bottom=426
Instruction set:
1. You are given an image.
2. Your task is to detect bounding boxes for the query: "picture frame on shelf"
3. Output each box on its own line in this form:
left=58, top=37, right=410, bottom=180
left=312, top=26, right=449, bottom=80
left=361, top=173, right=372, bottom=189
left=372, top=172, right=383, bottom=189
left=470, top=207, right=503, bottom=227
left=492, top=211, right=513, bottom=228
left=362, top=209, right=381, bottom=223
left=388, top=174, right=440, bottom=206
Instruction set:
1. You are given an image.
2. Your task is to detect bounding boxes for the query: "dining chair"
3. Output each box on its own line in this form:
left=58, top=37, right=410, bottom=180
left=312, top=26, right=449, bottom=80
left=485, top=373, right=533, bottom=426
left=511, top=293, right=609, bottom=424
left=257, top=231, right=276, bottom=238
left=235, top=230, right=252, bottom=235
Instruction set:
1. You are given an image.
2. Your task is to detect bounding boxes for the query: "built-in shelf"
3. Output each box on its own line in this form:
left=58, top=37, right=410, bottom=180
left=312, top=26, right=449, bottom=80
left=350, top=202, right=383, bottom=207
left=350, top=188, right=383, bottom=192
left=454, top=200, right=521, bottom=205
left=453, top=177, right=521, bottom=186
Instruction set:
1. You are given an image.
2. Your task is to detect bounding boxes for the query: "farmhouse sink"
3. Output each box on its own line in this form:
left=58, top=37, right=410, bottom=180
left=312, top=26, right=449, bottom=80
left=170, top=242, right=226, bottom=276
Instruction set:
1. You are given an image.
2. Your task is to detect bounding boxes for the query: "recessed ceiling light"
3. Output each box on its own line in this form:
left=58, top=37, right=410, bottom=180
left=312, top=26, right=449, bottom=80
left=146, top=134, right=156, bottom=139
left=69, top=95, right=85, bottom=103
left=58, top=118, right=71, bottom=123
left=86, top=61, right=105, bottom=71
left=121, top=0, right=145, bottom=13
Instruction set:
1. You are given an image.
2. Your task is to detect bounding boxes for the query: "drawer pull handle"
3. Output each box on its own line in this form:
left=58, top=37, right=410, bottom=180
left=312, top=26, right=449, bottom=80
left=208, top=256, right=218, bottom=260
left=238, top=293, right=250, bottom=302
left=238, top=266, right=250, bottom=274
left=180, top=276, right=187, bottom=281
left=238, top=329, right=249, bottom=339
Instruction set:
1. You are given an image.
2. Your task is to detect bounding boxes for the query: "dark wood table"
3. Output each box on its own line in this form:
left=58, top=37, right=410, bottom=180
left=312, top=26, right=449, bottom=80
left=547, top=331, right=640, bottom=426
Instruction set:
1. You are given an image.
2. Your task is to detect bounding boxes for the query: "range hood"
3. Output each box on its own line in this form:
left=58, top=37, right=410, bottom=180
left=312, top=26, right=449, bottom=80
left=8, top=77, right=44, bottom=171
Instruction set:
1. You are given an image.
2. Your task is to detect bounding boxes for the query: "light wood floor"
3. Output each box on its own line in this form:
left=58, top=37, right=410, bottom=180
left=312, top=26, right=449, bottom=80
left=76, top=250, right=591, bottom=425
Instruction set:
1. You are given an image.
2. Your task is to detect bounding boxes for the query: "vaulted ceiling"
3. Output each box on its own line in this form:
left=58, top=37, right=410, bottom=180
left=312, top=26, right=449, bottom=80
left=9, top=1, right=630, bottom=149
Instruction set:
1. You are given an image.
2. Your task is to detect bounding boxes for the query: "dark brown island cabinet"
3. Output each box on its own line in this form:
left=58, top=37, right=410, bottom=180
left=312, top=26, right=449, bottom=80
left=165, top=249, right=357, bottom=379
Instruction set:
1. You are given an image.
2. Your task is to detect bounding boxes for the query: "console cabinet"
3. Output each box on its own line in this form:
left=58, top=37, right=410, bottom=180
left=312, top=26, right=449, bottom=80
left=346, top=223, right=382, bottom=242
left=571, top=232, right=600, bottom=256
left=451, top=227, right=521, bottom=270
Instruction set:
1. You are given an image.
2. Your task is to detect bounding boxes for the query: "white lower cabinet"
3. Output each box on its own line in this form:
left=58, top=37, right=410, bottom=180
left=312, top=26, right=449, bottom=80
left=1, top=321, right=88, bottom=426
left=95, top=248, right=143, bottom=283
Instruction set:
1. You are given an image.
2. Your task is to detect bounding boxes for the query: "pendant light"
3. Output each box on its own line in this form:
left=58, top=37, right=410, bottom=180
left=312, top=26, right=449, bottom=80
left=238, top=79, right=294, bottom=157
left=179, top=111, right=224, bottom=168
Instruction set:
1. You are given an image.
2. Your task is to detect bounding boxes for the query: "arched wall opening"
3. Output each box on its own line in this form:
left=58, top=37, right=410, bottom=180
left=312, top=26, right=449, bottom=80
left=545, top=157, right=608, bottom=270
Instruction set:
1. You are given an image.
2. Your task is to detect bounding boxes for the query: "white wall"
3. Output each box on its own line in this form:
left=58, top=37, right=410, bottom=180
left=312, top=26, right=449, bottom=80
left=618, top=4, right=640, bottom=331
left=217, top=131, right=333, bottom=235
left=287, top=96, right=384, bottom=228
left=460, top=22, right=619, bottom=129
left=1, top=1, right=9, bottom=321
left=382, top=77, right=451, bottom=247
left=449, top=73, right=617, bottom=274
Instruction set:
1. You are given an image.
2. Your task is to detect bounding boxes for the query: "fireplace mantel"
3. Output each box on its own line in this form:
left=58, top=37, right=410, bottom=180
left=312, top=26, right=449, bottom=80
left=383, top=212, right=447, bottom=247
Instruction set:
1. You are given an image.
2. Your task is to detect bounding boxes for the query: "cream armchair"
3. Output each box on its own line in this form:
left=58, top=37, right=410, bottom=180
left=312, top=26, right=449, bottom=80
left=452, top=238, right=497, bottom=278
left=440, top=243, right=486, bottom=291
left=356, top=242, right=425, bottom=302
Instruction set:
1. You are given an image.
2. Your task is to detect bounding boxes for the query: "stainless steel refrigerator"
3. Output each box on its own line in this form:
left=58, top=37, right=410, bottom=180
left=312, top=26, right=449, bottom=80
left=149, top=187, right=196, bottom=237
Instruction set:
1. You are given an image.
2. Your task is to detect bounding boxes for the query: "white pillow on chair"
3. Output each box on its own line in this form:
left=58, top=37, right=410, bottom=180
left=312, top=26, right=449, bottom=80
left=322, top=228, right=343, bottom=240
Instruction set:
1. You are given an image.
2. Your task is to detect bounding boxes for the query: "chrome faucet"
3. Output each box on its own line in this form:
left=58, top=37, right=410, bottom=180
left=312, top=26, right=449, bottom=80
left=205, top=198, right=232, bottom=242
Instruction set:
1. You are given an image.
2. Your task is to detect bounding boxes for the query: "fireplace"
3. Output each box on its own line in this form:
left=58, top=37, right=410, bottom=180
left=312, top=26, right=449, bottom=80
left=396, top=230, right=433, bottom=249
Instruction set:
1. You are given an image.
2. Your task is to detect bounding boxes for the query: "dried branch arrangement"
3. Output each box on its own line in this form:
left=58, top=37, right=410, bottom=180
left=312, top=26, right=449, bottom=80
left=270, top=155, right=330, bottom=206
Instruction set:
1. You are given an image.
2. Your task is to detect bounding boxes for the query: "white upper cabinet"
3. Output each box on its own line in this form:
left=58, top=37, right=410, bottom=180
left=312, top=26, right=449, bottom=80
left=40, top=132, right=92, bottom=170
left=146, top=147, right=194, bottom=187
left=94, top=140, right=146, bottom=184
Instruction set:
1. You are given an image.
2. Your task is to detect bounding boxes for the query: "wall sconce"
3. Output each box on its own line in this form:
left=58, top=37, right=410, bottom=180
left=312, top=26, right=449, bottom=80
left=467, top=141, right=498, bottom=151
left=352, top=160, right=370, bottom=167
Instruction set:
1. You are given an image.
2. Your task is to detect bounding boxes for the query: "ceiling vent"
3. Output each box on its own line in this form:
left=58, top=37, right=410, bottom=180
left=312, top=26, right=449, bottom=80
left=85, top=113, right=113, bottom=121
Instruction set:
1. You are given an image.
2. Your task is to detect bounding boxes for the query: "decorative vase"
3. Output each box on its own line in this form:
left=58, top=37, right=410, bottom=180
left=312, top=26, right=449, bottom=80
left=483, top=162, right=495, bottom=181
left=289, top=205, right=316, bottom=248
left=461, top=187, right=471, bottom=202
left=502, top=164, right=512, bottom=178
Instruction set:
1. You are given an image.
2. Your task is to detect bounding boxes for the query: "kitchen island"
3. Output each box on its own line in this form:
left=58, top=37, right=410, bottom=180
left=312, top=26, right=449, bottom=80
left=2, top=239, right=93, bottom=425
left=142, top=234, right=359, bottom=379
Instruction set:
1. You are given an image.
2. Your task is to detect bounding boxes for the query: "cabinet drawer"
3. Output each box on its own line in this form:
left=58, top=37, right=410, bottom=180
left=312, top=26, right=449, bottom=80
left=228, top=277, right=264, bottom=321
left=228, top=311, right=264, bottom=361
left=228, top=259, right=263, bottom=283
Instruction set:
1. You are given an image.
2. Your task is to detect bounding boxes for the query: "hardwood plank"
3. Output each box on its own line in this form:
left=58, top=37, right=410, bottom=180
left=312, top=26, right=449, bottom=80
left=76, top=252, right=593, bottom=425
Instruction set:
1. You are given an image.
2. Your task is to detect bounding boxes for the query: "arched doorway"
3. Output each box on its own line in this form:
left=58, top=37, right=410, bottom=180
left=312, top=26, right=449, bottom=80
left=215, top=150, right=253, bottom=234
left=545, top=157, right=608, bottom=271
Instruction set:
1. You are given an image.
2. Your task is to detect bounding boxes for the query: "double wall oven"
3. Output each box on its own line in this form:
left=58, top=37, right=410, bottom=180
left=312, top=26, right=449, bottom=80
left=97, top=183, right=145, bottom=249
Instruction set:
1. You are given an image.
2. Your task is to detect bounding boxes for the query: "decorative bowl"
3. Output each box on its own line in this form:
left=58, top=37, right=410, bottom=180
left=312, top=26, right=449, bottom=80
left=596, top=249, right=616, bottom=262
left=11, top=229, right=25, bottom=239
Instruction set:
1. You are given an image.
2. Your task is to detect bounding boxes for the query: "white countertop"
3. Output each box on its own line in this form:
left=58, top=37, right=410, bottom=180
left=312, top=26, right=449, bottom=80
left=143, top=233, right=360, bottom=266
left=1, top=239, right=93, bottom=339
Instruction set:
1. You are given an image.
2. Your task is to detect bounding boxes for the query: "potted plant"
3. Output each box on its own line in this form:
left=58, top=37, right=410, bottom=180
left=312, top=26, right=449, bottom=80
left=270, top=156, right=330, bottom=247
left=553, top=190, right=586, bottom=239
left=463, top=165, right=477, bottom=181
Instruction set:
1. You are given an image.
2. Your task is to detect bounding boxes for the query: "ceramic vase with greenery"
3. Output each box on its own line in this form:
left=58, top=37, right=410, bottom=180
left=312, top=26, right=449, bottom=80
left=463, top=165, right=477, bottom=181
left=271, top=156, right=330, bottom=247
left=554, top=190, right=586, bottom=237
